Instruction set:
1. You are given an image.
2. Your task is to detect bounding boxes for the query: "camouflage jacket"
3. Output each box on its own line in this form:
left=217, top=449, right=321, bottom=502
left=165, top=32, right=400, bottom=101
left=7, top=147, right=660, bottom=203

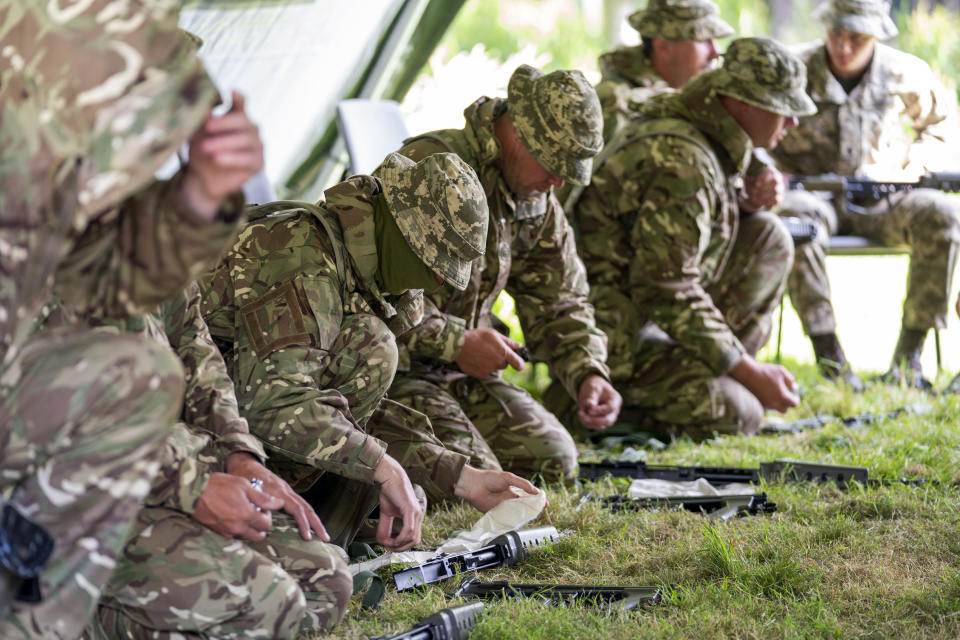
left=41, top=282, right=266, bottom=515
left=596, top=46, right=673, bottom=142
left=0, top=1, right=235, bottom=371
left=773, top=42, right=960, bottom=178
left=572, top=80, right=751, bottom=378
left=397, top=98, right=610, bottom=398
left=199, top=177, right=424, bottom=490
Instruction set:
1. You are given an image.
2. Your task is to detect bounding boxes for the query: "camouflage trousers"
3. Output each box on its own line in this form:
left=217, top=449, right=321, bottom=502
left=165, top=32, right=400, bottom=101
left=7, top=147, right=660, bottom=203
left=779, top=189, right=960, bottom=336
left=81, top=508, right=352, bottom=639
left=0, top=329, right=183, bottom=640
left=590, top=211, right=792, bottom=439
left=388, top=369, right=579, bottom=489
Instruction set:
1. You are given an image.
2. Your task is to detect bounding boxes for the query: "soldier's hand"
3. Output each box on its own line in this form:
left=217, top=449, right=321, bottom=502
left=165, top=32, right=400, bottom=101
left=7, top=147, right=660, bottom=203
left=577, top=374, right=622, bottom=430
left=373, top=455, right=423, bottom=552
left=193, top=472, right=281, bottom=542
left=741, top=166, right=785, bottom=212
left=456, top=328, right=525, bottom=379
left=730, top=355, right=799, bottom=413
left=226, top=452, right=330, bottom=542
left=453, top=465, right=540, bottom=513
left=181, top=91, right=264, bottom=220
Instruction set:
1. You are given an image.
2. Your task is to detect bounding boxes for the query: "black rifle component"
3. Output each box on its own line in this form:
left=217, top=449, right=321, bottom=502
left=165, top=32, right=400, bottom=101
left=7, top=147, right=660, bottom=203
left=601, top=493, right=777, bottom=520
left=514, top=345, right=531, bottom=362
left=761, top=404, right=929, bottom=434
left=371, top=601, right=483, bottom=640
left=450, top=577, right=662, bottom=610
left=788, top=172, right=960, bottom=214
left=780, top=216, right=818, bottom=246
left=0, top=501, right=55, bottom=613
left=393, top=526, right=562, bottom=592
left=581, top=459, right=901, bottom=488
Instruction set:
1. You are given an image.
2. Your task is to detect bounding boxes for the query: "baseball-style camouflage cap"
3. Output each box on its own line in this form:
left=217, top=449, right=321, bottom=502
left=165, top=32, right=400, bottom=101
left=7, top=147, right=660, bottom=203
left=707, top=37, right=817, bottom=117
left=813, top=0, right=898, bottom=40
left=507, top=65, right=603, bottom=186
left=628, top=0, right=735, bottom=41
left=377, top=152, right=489, bottom=290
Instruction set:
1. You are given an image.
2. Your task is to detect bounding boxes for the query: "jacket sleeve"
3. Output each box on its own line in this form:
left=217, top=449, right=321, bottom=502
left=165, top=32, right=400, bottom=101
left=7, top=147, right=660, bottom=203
left=509, top=196, right=611, bottom=398
left=199, top=223, right=387, bottom=485
left=52, top=169, right=245, bottom=319
left=624, top=139, right=745, bottom=375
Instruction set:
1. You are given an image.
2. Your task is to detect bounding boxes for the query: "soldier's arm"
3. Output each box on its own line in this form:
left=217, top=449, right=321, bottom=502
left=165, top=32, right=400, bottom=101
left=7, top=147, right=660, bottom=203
left=204, top=235, right=388, bottom=485
left=51, top=171, right=246, bottom=319
left=627, top=141, right=744, bottom=375
left=508, top=196, right=611, bottom=399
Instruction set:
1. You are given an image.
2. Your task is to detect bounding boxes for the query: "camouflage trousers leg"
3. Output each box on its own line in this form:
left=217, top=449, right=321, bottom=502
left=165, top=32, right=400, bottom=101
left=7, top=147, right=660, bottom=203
left=845, top=189, right=960, bottom=331
left=710, top=211, right=794, bottom=353
left=777, top=190, right=839, bottom=336
left=366, top=399, right=468, bottom=504
left=84, top=509, right=352, bottom=639
left=617, top=212, right=791, bottom=438
left=389, top=372, right=578, bottom=484
left=0, top=330, right=183, bottom=640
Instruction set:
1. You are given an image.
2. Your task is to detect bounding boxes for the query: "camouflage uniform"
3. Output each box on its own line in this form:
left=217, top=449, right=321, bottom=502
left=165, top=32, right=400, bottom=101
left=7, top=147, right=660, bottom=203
left=595, top=0, right=734, bottom=142
left=200, top=153, right=488, bottom=539
left=0, top=3, right=244, bottom=637
left=772, top=0, right=960, bottom=350
left=69, top=284, right=352, bottom=639
left=571, top=39, right=815, bottom=438
left=389, top=65, right=610, bottom=482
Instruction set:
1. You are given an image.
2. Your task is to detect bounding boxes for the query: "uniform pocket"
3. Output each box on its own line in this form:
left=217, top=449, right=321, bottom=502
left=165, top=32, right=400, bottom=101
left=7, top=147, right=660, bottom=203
left=297, top=274, right=344, bottom=352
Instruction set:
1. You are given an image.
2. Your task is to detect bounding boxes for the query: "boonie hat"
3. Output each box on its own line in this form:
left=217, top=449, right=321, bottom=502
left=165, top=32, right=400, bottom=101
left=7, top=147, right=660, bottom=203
left=628, top=0, right=734, bottom=41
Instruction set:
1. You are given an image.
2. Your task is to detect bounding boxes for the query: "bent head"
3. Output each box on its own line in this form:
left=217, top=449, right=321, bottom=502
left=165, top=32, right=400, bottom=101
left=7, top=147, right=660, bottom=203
left=500, top=64, right=603, bottom=193
left=708, top=37, right=817, bottom=149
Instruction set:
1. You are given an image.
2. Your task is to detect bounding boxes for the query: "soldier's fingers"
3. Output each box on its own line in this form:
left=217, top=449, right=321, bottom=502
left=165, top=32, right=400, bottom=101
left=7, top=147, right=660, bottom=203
left=239, top=526, right=269, bottom=543
left=504, top=347, right=524, bottom=371
left=247, top=485, right=284, bottom=512
left=248, top=509, right=273, bottom=533
left=198, top=128, right=262, bottom=153
left=286, top=491, right=328, bottom=541
left=206, top=150, right=265, bottom=171
left=229, top=91, right=246, bottom=113
left=506, top=474, right=538, bottom=495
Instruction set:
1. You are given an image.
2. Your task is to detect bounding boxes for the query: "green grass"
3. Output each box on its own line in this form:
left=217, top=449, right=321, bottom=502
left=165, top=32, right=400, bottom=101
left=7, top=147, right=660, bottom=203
left=310, top=254, right=960, bottom=639
left=313, top=357, right=960, bottom=639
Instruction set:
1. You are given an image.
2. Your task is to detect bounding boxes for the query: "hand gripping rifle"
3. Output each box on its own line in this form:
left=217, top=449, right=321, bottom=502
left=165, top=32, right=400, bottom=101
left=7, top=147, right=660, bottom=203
left=449, top=577, right=663, bottom=610
left=370, top=601, right=484, bottom=640
left=393, top=526, right=563, bottom=592
left=788, top=171, right=960, bottom=214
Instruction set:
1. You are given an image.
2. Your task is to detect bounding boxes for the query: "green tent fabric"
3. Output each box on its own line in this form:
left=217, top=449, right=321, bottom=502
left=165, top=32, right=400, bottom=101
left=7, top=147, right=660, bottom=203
left=180, top=0, right=466, bottom=200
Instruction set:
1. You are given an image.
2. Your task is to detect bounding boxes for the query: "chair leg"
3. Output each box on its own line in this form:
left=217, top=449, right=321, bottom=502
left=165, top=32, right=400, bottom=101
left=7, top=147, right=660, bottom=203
left=935, top=329, right=942, bottom=374
left=776, top=302, right=784, bottom=364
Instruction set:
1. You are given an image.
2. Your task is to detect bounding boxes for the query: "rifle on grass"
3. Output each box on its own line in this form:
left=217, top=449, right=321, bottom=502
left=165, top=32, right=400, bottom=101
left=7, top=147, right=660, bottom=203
left=577, top=458, right=933, bottom=488
left=599, top=493, right=777, bottom=521
left=370, top=601, right=484, bottom=640
left=788, top=172, right=960, bottom=214
left=760, top=404, right=929, bottom=435
left=393, top=526, right=563, bottom=592
left=450, top=577, right=663, bottom=610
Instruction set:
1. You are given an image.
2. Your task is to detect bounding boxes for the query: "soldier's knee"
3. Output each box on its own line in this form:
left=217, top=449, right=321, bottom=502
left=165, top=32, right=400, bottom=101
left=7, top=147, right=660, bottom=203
left=909, top=194, right=960, bottom=242
left=321, top=559, right=354, bottom=631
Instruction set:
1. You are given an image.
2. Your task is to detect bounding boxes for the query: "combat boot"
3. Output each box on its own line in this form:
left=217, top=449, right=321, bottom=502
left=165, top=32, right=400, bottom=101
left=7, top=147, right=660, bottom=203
left=880, top=327, right=932, bottom=390
left=811, top=333, right=865, bottom=392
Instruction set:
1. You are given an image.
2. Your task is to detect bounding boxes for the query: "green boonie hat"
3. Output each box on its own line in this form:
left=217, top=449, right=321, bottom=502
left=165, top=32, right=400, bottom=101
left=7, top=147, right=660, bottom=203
left=707, top=37, right=817, bottom=117
left=628, top=0, right=734, bottom=41
left=813, top=0, right=898, bottom=40
left=507, top=64, right=603, bottom=187
left=377, top=152, right=489, bottom=291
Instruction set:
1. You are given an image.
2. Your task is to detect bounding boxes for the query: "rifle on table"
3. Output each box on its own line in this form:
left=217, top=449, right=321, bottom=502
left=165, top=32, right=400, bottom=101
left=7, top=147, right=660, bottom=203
left=578, top=458, right=921, bottom=488
left=450, top=577, right=663, bottom=610
left=393, top=526, right=563, bottom=592
left=788, top=172, right=960, bottom=214
left=599, top=493, right=777, bottom=521
left=370, top=601, right=483, bottom=640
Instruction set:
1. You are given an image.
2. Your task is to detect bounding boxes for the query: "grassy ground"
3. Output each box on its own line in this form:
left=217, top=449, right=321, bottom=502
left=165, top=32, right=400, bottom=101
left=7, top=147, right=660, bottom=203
left=316, top=360, right=960, bottom=640
left=313, top=255, right=960, bottom=639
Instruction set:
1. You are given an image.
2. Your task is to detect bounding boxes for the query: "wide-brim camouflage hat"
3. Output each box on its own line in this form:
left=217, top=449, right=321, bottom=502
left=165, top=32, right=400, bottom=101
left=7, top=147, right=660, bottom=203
left=507, top=65, right=603, bottom=187
left=628, top=0, right=734, bottom=41
left=378, top=152, right=488, bottom=291
left=707, top=37, right=817, bottom=117
left=813, top=0, right=898, bottom=40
